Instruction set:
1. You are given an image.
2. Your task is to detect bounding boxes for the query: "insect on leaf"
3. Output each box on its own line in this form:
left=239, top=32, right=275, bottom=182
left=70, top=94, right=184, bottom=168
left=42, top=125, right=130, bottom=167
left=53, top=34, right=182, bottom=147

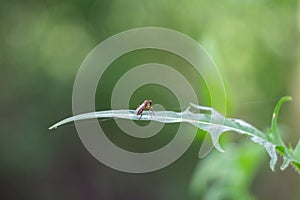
left=49, top=96, right=300, bottom=173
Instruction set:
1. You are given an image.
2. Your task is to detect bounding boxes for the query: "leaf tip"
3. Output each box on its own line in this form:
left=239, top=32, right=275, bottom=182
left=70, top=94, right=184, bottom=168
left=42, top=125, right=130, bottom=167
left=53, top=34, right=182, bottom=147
left=48, top=125, right=57, bottom=130
left=279, top=96, right=292, bottom=104
left=213, top=141, right=225, bottom=153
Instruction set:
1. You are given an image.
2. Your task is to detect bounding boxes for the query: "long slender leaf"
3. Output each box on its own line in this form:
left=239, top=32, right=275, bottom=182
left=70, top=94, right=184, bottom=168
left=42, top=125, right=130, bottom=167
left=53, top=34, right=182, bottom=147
left=49, top=96, right=300, bottom=173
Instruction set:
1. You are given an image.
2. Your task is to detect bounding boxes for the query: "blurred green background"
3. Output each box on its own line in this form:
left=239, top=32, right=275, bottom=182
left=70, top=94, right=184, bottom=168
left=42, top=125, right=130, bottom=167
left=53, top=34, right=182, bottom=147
left=1, top=0, right=300, bottom=199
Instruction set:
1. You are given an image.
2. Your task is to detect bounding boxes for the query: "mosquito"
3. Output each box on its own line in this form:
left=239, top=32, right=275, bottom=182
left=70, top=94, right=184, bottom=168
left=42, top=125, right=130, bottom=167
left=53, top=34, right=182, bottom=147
left=135, top=99, right=154, bottom=119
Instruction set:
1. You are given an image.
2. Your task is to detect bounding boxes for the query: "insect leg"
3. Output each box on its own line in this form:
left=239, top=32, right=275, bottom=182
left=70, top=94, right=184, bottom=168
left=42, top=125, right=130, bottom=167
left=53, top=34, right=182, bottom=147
left=150, top=107, right=155, bottom=118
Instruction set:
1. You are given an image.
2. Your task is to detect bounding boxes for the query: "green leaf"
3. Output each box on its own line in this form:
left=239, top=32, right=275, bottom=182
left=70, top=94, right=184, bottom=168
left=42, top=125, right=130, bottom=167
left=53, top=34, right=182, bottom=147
left=49, top=96, right=300, bottom=173
left=265, top=96, right=300, bottom=172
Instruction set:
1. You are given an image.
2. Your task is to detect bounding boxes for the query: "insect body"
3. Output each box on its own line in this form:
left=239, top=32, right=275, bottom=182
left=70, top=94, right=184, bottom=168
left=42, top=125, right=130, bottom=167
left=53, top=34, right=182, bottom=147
left=135, top=100, right=153, bottom=119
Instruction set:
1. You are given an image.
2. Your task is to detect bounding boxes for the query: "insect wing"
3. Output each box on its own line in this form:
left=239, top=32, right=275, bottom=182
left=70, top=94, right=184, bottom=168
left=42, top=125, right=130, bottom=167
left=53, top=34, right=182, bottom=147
left=135, top=103, right=145, bottom=115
